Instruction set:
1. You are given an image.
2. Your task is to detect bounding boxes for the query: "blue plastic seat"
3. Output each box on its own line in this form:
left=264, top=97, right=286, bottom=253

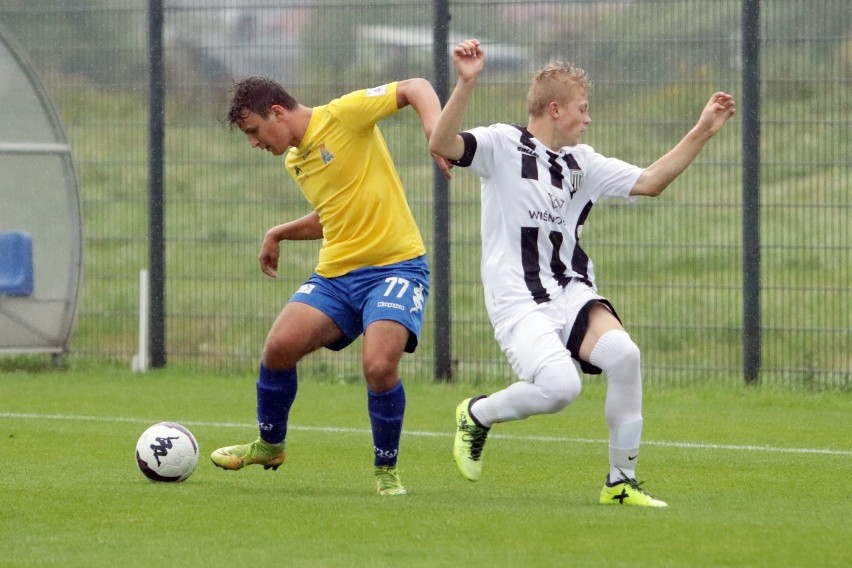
left=0, top=230, right=34, bottom=296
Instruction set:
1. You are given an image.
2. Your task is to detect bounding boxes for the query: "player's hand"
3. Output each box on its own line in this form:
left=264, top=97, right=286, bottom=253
left=258, top=235, right=280, bottom=279
left=433, top=153, right=454, bottom=180
left=453, top=39, right=484, bottom=81
left=698, top=92, right=736, bottom=136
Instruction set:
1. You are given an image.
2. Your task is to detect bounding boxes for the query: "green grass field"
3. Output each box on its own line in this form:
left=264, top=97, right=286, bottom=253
left=1, top=364, right=849, bottom=567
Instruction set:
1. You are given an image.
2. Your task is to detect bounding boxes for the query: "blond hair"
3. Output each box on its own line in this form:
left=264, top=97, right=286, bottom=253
left=527, top=62, right=591, bottom=117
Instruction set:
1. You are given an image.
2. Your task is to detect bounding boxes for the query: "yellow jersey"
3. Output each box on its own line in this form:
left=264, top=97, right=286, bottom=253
left=285, top=82, right=426, bottom=277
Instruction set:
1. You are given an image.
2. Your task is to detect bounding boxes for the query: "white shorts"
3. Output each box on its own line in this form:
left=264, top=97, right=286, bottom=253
left=493, top=280, right=617, bottom=379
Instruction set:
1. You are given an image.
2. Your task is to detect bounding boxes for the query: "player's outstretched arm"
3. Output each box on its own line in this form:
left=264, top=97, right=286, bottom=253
left=429, top=39, right=485, bottom=162
left=396, top=78, right=453, bottom=180
left=630, top=92, right=736, bottom=197
left=259, top=211, right=323, bottom=278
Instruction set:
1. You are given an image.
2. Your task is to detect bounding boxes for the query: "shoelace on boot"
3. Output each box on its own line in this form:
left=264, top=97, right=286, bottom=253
left=462, top=425, right=489, bottom=460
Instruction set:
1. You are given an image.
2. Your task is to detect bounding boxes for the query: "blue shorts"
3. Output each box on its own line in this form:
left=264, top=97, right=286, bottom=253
left=289, top=255, right=429, bottom=353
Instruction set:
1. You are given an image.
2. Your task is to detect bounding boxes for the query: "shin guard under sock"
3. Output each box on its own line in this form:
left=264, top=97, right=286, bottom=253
left=367, top=381, right=406, bottom=467
left=256, top=364, right=298, bottom=445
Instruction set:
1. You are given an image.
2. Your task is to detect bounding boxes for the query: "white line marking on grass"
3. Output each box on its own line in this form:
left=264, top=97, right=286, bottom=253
left=488, top=433, right=852, bottom=456
left=2, top=411, right=850, bottom=457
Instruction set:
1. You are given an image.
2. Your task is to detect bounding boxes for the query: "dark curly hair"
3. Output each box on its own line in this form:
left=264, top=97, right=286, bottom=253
left=226, top=76, right=299, bottom=126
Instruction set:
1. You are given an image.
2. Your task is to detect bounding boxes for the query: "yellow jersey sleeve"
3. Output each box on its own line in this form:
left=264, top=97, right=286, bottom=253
left=285, top=82, right=426, bottom=277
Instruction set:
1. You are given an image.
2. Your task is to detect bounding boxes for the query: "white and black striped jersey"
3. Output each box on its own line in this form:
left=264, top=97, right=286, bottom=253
left=452, top=123, right=643, bottom=324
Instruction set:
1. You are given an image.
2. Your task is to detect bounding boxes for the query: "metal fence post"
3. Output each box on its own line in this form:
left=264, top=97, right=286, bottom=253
left=148, top=0, right=166, bottom=368
left=432, top=0, right=452, bottom=381
left=742, top=0, right=761, bottom=384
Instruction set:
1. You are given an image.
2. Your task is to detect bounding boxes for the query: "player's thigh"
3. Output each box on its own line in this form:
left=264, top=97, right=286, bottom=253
left=265, top=301, right=344, bottom=359
left=577, top=304, right=625, bottom=362
left=495, top=309, right=572, bottom=382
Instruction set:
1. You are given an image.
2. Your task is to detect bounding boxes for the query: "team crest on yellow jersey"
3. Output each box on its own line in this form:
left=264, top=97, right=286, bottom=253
left=320, top=143, right=334, bottom=164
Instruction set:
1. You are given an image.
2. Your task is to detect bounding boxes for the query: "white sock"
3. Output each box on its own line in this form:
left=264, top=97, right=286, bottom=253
left=607, top=419, right=642, bottom=482
left=589, top=330, right=643, bottom=483
left=471, top=358, right=581, bottom=428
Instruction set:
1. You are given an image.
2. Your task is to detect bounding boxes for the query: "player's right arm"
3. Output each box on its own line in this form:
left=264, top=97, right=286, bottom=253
left=259, top=210, right=323, bottom=278
left=630, top=92, right=735, bottom=197
left=429, top=39, right=485, bottom=161
left=395, top=78, right=453, bottom=180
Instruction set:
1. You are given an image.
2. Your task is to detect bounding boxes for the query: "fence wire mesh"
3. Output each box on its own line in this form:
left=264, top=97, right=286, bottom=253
left=0, top=1, right=848, bottom=388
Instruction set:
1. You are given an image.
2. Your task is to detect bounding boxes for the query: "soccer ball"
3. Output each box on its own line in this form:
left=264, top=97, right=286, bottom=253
left=135, top=422, right=199, bottom=482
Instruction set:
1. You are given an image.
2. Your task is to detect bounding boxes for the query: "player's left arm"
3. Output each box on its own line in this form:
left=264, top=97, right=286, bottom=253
left=396, top=78, right=453, bottom=180
left=258, top=211, right=323, bottom=278
left=630, top=92, right=735, bottom=197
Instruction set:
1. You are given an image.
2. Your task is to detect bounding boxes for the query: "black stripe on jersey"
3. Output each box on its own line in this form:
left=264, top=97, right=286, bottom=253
left=548, top=231, right=572, bottom=287
left=564, top=153, right=580, bottom=170
left=516, top=127, right=538, bottom=180
left=450, top=132, right=478, bottom=168
left=571, top=201, right=594, bottom=286
left=521, top=227, right=550, bottom=304
left=546, top=151, right=565, bottom=190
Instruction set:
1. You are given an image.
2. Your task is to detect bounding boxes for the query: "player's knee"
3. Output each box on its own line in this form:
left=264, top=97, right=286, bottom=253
left=543, top=375, right=581, bottom=411
left=361, top=357, right=387, bottom=383
left=262, top=332, right=302, bottom=370
left=613, top=334, right=641, bottom=367
left=595, top=331, right=641, bottom=377
left=615, top=339, right=640, bottom=370
left=362, top=354, right=399, bottom=391
left=535, top=359, right=581, bottom=413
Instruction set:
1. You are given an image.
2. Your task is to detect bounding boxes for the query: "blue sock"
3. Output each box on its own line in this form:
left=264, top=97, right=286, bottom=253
left=367, top=381, right=406, bottom=467
left=256, top=364, right=298, bottom=445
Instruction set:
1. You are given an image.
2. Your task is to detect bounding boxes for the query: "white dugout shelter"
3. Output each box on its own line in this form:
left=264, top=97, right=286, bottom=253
left=0, top=22, right=82, bottom=362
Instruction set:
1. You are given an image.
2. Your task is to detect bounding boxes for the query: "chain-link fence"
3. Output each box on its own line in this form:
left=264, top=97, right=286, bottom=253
left=0, top=1, right=848, bottom=388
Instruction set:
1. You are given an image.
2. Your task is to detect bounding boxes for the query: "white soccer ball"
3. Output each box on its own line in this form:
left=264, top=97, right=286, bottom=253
left=135, top=422, right=199, bottom=482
